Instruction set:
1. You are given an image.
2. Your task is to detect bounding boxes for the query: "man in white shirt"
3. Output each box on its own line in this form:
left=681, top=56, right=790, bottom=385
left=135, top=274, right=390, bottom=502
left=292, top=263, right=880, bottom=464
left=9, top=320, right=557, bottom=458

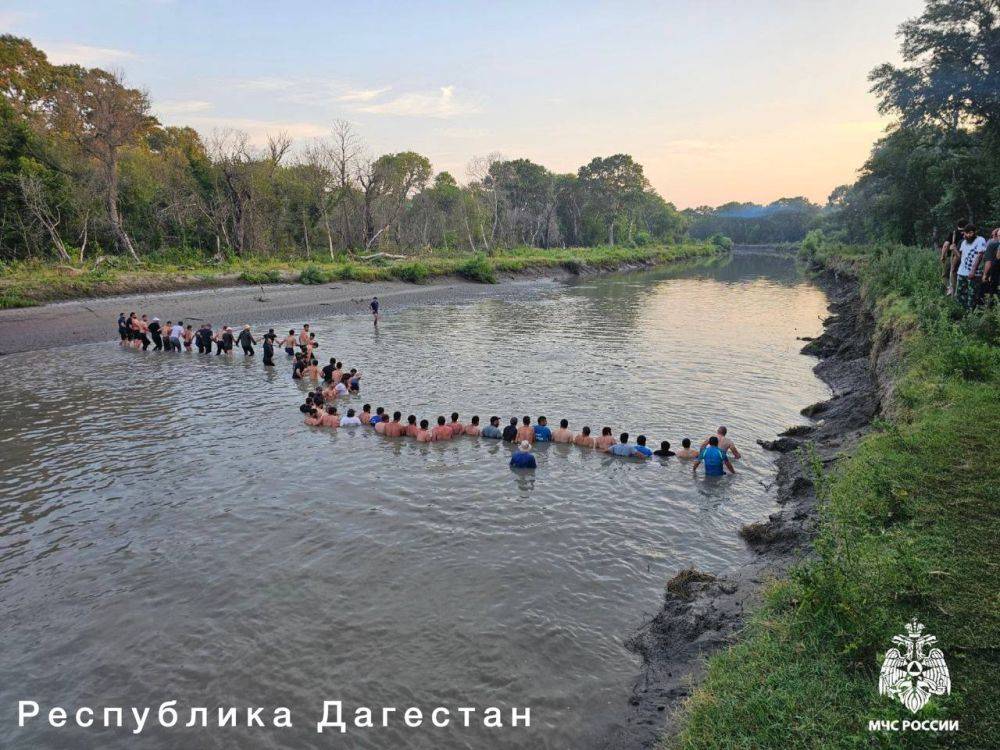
left=956, top=225, right=987, bottom=309
left=339, top=408, right=363, bottom=427
left=169, top=321, right=185, bottom=351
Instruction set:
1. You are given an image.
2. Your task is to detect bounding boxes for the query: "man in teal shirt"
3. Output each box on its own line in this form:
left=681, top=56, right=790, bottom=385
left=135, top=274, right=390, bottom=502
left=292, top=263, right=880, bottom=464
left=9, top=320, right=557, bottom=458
left=693, top=436, right=735, bottom=476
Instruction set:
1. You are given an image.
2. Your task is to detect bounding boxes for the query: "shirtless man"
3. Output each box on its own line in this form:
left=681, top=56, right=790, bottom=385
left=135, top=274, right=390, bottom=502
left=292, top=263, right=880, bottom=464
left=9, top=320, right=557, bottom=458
left=135, top=315, right=151, bottom=350
left=405, top=415, right=420, bottom=437
left=304, top=408, right=323, bottom=426
left=675, top=438, right=699, bottom=459
left=448, top=412, right=466, bottom=436
left=384, top=412, right=406, bottom=437
left=298, top=324, right=311, bottom=352
left=281, top=330, right=297, bottom=357
left=374, top=417, right=389, bottom=435
left=432, top=416, right=454, bottom=441
left=416, top=419, right=434, bottom=442
left=465, top=416, right=481, bottom=436
left=550, top=419, right=574, bottom=443
left=321, top=406, right=340, bottom=427
left=516, top=416, right=535, bottom=444
left=595, top=426, right=616, bottom=451
left=330, top=362, right=343, bottom=385
left=359, top=404, right=374, bottom=425
left=701, top=426, right=741, bottom=459
left=574, top=425, right=596, bottom=448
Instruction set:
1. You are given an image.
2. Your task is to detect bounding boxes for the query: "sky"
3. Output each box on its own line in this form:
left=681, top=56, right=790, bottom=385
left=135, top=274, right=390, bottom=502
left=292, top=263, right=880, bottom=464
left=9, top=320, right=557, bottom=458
left=0, top=0, right=925, bottom=208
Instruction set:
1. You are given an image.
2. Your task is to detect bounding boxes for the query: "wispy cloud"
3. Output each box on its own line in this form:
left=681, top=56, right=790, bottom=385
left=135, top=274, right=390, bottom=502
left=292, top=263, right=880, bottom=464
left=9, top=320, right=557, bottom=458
left=155, top=99, right=213, bottom=116
left=354, top=86, right=480, bottom=119
left=40, top=41, right=137, bottom=67
left=184, top=116, right=329, bottom=144
left=338, top=87, right=391, bottom=103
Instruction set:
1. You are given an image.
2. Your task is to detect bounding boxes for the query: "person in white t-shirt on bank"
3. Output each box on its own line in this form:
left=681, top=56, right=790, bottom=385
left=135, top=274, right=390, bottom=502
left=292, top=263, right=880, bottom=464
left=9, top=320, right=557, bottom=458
left=956, top=224, right=987, bottom=310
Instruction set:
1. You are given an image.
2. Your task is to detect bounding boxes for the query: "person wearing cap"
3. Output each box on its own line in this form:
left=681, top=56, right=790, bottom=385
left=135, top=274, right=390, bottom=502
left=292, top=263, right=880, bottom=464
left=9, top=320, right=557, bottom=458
left=510, top=441, right=537, bottom=469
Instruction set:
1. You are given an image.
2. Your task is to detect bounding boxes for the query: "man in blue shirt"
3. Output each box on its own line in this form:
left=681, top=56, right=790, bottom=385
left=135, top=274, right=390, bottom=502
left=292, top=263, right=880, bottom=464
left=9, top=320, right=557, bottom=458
left=693, top=436, right=736, bottom=477
left=510, top=441, right=537, bottom=469
left=634, top=434, right=653, bottom=457
left=481, top=416, right=503, bottom=439
left=533, top=416, right=553, bottom=442
left=607, top=432, right=641, bottom=457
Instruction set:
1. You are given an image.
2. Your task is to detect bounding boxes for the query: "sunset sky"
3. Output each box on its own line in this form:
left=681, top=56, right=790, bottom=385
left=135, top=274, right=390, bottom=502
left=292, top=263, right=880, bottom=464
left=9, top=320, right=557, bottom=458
left=1, top=0, right=925, bottom=208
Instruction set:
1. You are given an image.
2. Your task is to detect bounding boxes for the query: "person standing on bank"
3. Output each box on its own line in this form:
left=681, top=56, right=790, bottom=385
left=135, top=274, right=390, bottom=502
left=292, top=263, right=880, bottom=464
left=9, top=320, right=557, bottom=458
left=956, top=224, right=987, bottom=310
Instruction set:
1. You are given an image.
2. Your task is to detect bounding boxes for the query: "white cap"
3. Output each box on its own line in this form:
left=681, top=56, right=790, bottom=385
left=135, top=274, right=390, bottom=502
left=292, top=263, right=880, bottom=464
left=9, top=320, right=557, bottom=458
left=519, top=441, right=531, bottom=452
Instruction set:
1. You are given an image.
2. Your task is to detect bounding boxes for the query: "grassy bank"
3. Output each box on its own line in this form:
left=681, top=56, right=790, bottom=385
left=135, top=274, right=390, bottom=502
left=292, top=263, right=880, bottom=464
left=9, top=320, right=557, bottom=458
left=0, top=243, right=717, bottom=308
left=673, top=237, right=998, bottom=748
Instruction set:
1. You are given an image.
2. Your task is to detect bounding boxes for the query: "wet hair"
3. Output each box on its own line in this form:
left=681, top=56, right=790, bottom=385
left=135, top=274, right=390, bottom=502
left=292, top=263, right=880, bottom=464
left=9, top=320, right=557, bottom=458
left=471, top=415, right=480, bottom=425
left=420, top=419, right=429, bottom=429
left=718, top=426, right=728, bottom=435
left=303, top=324, right=310, bottom=329
left=451, top=412, right=459, bottom=421
left=305, top=396, right=314, bottom=403
left=538, top=416, right=547, bottom=424
left=375, top=407, right=385, bottom=416
left=186, top=324, right=192, bottom=330
left=660, top=440, right=671, bottom=451
left=326, top=406, right=336, bottom=414
left=289, top=329, right=295, bottom=335
left=363, top=404, right=371, bottom=412
left=582, top=426, right=591, bottom=436
left=709, top=436, right=720, bottom=446
left=310, top=332, right=316, bottom=339
left=392, top=411, right=402, bottom=421
left=490, top=416, right=500, bottom=425
left=309, top=408, right=318, bottom=417
left=347, top=408, right=356, bottom=417
left=350, top=368, right=357, bottom=375
left=620, top=432, right=629, bottom=443
left=637, top=435, right=647, bottom=445
left=336, top=361, right=343, bottom=368
left=682, top=438, right=691, bottom=448
left=407, top=414, right=417, bottom=425
left=510, top=417, right=518, bottom=426
left=522, top=415, right=531, bottom=425
left=560, top=419, right=568, bottom=428
left=329, top=358, right=336, bottom=364
left=341, top=374, right=351, bottom=383
left=602, top=427, right=612, bottom=436
left=437, top=416, right=446, bottom=425
left=177, top=320, right=183, bottom=326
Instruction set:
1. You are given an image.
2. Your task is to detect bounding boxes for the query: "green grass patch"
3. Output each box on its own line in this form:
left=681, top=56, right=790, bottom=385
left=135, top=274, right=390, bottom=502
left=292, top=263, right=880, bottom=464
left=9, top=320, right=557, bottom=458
left=673, top=239, right=999, bottom=749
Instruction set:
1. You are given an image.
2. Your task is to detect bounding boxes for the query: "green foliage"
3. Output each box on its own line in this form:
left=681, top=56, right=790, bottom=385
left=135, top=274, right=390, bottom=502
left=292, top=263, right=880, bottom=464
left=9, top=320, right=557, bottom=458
left=456, top=254, right=497, bottom=284
left=687, top=198, right=823, bottom=244
left=390, top=260, right=430, bottom=284
left=298, top=264, right=332, bottom=285
left=707, top=233, right=733, bottom=251
left=239, top=268, right=281, bottom=285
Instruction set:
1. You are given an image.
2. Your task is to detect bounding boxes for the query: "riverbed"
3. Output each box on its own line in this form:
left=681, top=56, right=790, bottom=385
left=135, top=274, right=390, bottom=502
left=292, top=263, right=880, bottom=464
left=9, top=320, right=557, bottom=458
left=0, top=253, right=829, bottom=748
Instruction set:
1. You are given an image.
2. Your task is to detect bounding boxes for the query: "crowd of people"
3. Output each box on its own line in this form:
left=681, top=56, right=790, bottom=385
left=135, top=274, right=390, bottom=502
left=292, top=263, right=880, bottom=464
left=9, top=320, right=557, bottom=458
left=940, top=220, right=999, bottom=310
left=117, top=298, right=740, bottom=477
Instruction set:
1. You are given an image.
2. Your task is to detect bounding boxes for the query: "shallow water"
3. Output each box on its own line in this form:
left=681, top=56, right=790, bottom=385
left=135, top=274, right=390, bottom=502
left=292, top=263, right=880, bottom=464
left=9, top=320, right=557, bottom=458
left=0, top=254, right=829, bottom=748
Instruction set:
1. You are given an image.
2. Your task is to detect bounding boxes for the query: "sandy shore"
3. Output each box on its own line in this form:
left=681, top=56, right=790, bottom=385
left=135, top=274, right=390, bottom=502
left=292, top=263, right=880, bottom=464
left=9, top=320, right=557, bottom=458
left=0, top=275, right=560, bottom=355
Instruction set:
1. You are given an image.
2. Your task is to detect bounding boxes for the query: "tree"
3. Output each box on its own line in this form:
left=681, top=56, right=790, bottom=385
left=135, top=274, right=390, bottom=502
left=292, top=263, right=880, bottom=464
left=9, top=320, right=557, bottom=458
left=577, top=154, right=647, bottom=245
left=52, top=68, right=153, bottom=259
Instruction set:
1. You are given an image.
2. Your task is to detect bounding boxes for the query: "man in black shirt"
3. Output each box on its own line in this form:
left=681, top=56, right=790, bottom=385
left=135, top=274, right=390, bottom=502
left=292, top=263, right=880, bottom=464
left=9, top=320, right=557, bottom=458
left=502, top=417, right=519, bottom=442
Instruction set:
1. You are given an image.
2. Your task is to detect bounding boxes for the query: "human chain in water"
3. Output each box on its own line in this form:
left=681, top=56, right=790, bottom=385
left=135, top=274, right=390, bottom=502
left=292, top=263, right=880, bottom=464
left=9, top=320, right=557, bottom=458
left=115, top=308, right=738, bottom=476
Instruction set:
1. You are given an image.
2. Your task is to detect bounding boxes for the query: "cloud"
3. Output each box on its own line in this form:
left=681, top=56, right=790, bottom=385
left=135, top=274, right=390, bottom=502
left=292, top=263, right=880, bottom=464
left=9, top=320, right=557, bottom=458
left=0, top=10, right=32, bottom=30
left=235, top=77, right=298, bottom=92
left=338, top=87, right=391, bottom=103
left=40, top=41, right=137, bottom=67
left=354, top=86, right=480, bottom=119
left=154, top=99, right=213, bottom=116
left=183, top=116, right=329, bottom=145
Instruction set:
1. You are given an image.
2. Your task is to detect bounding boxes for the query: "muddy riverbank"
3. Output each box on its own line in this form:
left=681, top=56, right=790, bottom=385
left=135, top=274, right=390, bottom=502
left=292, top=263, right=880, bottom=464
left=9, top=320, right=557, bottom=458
left=609, top=266, right=885, bottom=748
left=0, top=253, right=718, bottom=355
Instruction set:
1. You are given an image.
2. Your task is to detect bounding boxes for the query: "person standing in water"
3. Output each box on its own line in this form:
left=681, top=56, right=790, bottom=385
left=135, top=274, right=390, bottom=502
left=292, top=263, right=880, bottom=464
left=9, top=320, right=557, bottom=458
left=550, top=419, right=574, bottom=443
left=701, top=426, right=741, bottom=459
left=510, top=441, right=537, bottom=469
left=502, top=417, right=519, bottom=443
left=281, top=330, right=297, bottom=357
left=481, top=416, right=503, bottom=439
left=693, top=436, right=736, bottom=476
left=148, top=317, right=164, bottom=351
left=675, top=438, right=699, bottom=459
left=169, top=320, right=184, bottom=352
left=237, top=325, right=257, bottom=356
left=574, top=426, right=596, bottom=448
left=262, top=329, right=277, bottom=367
left=370, top=297, right=380, bottom=327
left=117, top=313, right=128, bottom=346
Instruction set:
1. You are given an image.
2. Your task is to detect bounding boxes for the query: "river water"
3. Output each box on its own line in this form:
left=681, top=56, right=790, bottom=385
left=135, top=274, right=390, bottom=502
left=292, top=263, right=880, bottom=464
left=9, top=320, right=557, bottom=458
left=0, top=253, right=829, bottom=749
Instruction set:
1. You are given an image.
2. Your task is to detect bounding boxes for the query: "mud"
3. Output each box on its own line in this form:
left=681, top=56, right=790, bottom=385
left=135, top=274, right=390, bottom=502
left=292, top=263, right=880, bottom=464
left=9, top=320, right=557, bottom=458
left=607, top=266, right=881, bottom=749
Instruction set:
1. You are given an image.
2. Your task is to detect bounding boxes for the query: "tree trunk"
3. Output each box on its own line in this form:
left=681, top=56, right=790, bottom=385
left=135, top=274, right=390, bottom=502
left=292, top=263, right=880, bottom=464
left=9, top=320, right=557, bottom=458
left=302, top=210, right=311, bottom=256
left=105, top=151, right=139, bottom=261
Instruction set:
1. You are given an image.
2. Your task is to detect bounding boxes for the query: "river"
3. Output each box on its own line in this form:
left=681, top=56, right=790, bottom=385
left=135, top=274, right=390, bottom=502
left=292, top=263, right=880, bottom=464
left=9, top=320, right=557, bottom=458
left=0, top=252, right=829, bottom=748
